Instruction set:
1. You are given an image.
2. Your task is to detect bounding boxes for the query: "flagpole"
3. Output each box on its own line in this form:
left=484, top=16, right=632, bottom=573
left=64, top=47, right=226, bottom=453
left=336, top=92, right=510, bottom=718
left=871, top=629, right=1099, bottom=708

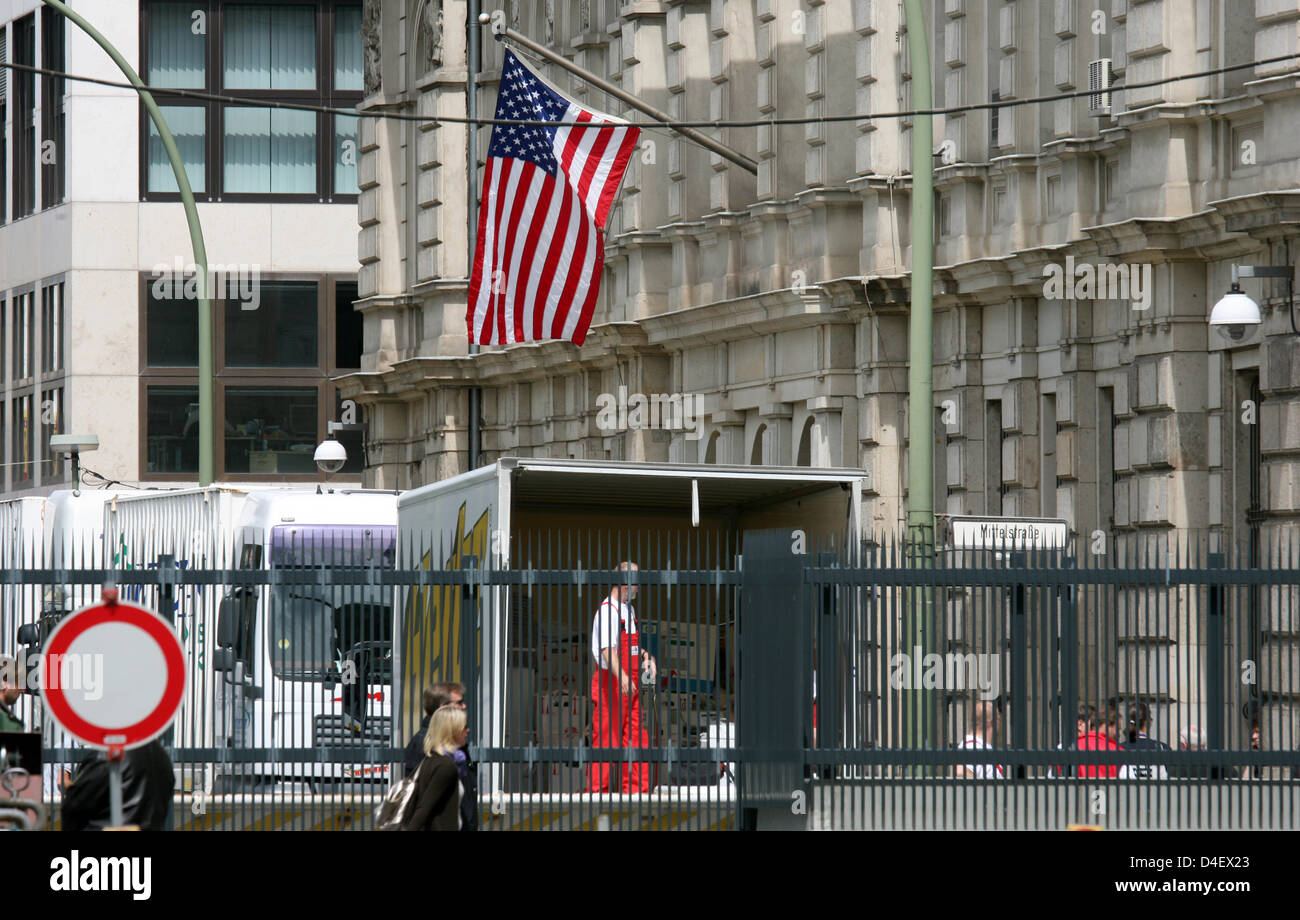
left=468, top=0, right=482, bottom=471
left=478, top=14, right=758, bottom=176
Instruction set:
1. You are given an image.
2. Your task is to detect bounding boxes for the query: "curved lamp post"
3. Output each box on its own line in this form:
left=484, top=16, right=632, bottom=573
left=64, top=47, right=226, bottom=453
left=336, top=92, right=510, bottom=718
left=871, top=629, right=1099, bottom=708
left=42, top=0, right=214, bottom=485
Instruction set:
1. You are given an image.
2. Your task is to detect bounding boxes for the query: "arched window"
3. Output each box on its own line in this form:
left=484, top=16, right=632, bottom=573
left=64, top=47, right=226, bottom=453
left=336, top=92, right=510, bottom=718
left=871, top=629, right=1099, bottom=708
left=796, top=417, right=815, bottom=466
left=751, top=424, right=766, bottom=465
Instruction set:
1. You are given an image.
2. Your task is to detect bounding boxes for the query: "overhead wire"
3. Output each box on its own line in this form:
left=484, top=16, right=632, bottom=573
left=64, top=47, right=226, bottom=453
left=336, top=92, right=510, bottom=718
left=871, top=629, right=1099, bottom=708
left=0, top=49, right=1296, bottom=131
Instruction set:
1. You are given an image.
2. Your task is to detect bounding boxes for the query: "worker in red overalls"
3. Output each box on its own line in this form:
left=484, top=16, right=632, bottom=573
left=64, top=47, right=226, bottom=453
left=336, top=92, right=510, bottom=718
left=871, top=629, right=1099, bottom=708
left=588, top=561, right=657, bottom=793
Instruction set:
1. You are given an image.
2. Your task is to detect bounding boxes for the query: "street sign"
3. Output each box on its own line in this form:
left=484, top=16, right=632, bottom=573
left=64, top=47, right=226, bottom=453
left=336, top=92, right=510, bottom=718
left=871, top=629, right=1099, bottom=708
left=40, top=597, right=186, bottom=751
left=946, top=515, right=1069, bottom=551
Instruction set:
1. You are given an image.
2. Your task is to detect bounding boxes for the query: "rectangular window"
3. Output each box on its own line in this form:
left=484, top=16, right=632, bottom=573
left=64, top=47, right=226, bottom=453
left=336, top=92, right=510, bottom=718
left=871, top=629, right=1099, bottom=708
left=225, top=281, right=318, bottom=367
left=333, top=114, right=359, bottom=195
left=334, top=5, right=363, bottom=91
left=141, top=274, right=358, bottom=480
left=1, top=29, right=8, bottom=223
left=12, top=393, right=32, bottom=487
left=224, top=6, right=317, bottom=90
left=12, top=292, right=33, bottom=381
left=222, top=107, right=317, bottom=195
left=142, top=2, right=362, bottom=202
left=1042, top=394, right=1057, bottom=517
left=1098, top=387, right=1115, bottom=531
left=147, top=105, right=207, bottom=193
left=146, top=280, right=200, bottom=366
left=41, top=385, right=63, bottom=482
left=41, top=9, right=65, bottom=209
left=1045, top=174, right=1062, bottom=216
left=225, top=387, right=319, bottom=474
left=986, top=399, right=1003, bottom=516
left=41, top=281, right=63, bottom=374
left=14, top=14, right=36, bottom=219
left=147, top=1, right=207, bottom=88
left=334, top=280, right=361, bottom=369
left=146, top=385, right=200, bottom=473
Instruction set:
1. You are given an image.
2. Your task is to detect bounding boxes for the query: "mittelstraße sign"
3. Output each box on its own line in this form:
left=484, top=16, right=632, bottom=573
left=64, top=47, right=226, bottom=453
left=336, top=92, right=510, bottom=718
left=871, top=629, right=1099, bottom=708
left=945, top=516, right=1069, bottom=551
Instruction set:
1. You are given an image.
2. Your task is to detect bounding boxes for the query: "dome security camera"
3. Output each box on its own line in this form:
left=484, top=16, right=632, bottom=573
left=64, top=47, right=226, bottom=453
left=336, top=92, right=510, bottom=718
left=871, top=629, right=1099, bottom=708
left=1209, top=284, right=1262, bottom=344
left=314, top=438, right=347, bottom=475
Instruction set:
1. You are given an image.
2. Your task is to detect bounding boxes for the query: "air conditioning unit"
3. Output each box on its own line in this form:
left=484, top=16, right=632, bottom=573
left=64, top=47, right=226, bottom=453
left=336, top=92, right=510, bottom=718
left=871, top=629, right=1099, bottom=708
left=1089, top=58, right=1113, bottom=116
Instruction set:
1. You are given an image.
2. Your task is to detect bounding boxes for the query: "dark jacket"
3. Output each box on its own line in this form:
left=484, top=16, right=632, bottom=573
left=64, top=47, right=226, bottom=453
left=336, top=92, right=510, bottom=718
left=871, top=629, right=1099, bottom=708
left=402, top=752, right=460, bottom=831
left=61, top=741, right=175, bottom=831
left=405, top=715, right=478, bottom=831
left=404, top=714, right=432, bottom=776
left=0, top=700, right=23, bottom=733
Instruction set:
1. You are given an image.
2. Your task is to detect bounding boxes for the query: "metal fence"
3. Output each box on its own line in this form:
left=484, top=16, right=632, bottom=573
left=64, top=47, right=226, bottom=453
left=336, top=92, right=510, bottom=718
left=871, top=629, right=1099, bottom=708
left=1, top=523, right=1298, bottom=830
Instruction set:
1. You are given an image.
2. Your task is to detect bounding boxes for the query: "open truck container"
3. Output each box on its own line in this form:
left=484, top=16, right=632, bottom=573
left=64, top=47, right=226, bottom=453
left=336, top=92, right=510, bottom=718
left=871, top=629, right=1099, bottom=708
left=395, top=458, right=865, bottom=819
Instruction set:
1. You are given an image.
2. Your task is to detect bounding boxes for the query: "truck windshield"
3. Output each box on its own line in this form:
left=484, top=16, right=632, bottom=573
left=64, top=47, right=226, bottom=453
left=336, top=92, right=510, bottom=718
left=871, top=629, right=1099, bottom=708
left=269, top=524, right=396, bottom=683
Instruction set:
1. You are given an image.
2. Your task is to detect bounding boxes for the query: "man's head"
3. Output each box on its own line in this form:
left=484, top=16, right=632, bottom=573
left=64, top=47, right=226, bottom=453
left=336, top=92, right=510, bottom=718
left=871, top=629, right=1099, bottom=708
left=971, top=700, right=999, bottom=740
left=613, top=561, right=639, bottom=604
left=1126, top=701, right=1152, bottom=741
left=422, top=681, right=466, bottom=716
left=0, top=655, right=22, bottom=706
left=1077, top=703, right=1096, bottom=737
left=1103, top=703, right=1122, bottom=742
left=1180, top=725, right=1204, bottom=751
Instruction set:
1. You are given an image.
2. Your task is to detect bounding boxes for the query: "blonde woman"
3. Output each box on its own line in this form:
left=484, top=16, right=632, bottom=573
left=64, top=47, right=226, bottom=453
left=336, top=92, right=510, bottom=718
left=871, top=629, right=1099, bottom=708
left=403, top=706, right=470, bottom=831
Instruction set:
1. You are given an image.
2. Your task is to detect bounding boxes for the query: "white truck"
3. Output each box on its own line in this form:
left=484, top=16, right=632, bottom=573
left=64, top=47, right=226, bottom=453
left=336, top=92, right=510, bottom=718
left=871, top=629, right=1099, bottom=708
left=395, top=458, right=866, bottom=826
left=101, top=486, right=400, bottom=793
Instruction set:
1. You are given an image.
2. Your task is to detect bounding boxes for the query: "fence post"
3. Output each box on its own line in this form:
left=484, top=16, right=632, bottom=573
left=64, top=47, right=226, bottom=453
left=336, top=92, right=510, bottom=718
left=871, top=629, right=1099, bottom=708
left=157, top=553, right=175, bottom=832
left=1206, top=553, right=1225, bottom=754
left=1010, top=552, right=1027, bottom=779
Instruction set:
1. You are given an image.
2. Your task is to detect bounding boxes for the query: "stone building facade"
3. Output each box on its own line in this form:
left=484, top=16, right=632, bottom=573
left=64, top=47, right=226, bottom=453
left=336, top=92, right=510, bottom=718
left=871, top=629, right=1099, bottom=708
left=343, top=2, right=1300, bottom=750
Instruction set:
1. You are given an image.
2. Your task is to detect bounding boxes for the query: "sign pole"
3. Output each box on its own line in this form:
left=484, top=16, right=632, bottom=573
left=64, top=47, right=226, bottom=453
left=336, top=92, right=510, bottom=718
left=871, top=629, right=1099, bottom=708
left=107, top=748, right=125, bottom=828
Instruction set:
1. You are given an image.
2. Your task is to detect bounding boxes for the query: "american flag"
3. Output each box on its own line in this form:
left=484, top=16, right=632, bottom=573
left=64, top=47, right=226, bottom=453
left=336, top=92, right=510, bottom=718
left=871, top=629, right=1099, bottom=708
left=467, top=50, right=640, bottom=347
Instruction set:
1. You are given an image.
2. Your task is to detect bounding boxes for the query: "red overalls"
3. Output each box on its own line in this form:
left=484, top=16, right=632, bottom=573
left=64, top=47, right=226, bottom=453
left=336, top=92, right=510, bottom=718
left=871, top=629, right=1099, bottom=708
left=588, top=619, right=650, bottom=793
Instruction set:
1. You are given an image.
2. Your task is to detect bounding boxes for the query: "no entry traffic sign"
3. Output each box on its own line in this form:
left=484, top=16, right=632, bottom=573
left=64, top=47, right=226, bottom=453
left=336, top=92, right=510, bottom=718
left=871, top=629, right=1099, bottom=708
left=41, top=596, right=186, bottom=751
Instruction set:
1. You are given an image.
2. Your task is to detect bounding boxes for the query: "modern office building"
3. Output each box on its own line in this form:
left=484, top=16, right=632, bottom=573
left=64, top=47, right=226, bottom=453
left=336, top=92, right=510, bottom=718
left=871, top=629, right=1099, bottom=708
left=0, top=0, right=367, bottom=494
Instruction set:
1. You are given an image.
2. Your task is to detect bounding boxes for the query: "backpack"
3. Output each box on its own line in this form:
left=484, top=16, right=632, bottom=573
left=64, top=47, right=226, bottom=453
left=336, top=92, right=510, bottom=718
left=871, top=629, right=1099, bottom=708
left=374, top=761, right=424, bottom=831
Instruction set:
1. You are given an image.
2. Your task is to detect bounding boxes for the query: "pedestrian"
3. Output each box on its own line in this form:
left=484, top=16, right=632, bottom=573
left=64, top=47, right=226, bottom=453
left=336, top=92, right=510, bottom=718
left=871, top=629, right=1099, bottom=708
left=956, top=701, right=1004, bottom=779
left=1050, top=703, right=1096, bottom=777
left=60, top=740, right=175, bottom=831
left=587, top=561, right=657, bottom=794
left=1176, top=725, right=1238, bottom=780
left=1075, top=703, right=1122, bottom=779
left=0, top=655, right=25, bottom=732
left=403, top=681, right=465, bottom=776
left=402, top=705, right=469, bottom=831
left=1118, top=701, right=1170, bottom=779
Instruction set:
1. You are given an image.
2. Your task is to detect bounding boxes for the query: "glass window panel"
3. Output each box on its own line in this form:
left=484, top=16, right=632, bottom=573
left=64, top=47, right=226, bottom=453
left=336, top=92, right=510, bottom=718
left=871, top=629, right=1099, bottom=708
left=41, top=386, right=63, bottom=481
left=333, top=114, right=358, bottom=195
left=147, top=105, right=206, bottom=193
left=226, top=280, right=317, bottom=367
left=334, top=280, right=361, bottom=369
left=224, top=5, right=317, bottom=90
left=147, top=2, right=206, bottom=88
left=334, top=5, right=363, bottom=91
left=12, top=393, right=32, bottom=486
left=147, top=280, right=200, bottom=366
left=225, top=387, right=318, bottom=474
left=147, top=386, right=200, bottom=474
left=223, top=107, right=317, bottom=194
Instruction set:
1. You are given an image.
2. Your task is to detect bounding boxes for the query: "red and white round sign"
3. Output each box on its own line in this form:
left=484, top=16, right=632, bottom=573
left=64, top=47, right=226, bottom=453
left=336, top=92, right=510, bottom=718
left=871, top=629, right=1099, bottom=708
left=40, top=599, right=187, bottom=750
